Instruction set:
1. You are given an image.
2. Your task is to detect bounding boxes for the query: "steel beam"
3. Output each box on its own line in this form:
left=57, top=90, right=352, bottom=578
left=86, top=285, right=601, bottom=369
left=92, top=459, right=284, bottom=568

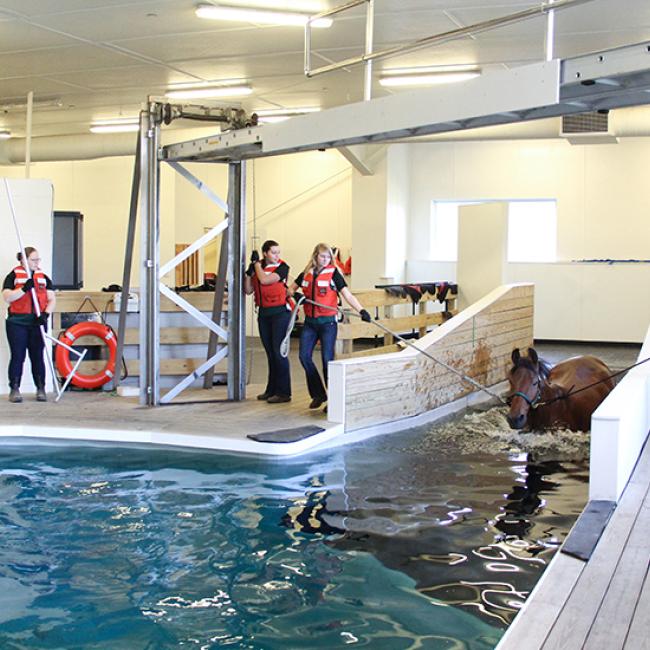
left=162, top=42, right=650, bottom=164
left=113, top=133, right=141, bottom=390
left=139, top=107, right=161, bottom=406
left=227, top=162, right=246, bottom=401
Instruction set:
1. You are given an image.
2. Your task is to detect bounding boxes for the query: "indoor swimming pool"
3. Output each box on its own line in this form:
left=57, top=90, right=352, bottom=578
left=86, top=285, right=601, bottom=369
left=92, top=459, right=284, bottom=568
left=0, top=408, right=589, bottom=649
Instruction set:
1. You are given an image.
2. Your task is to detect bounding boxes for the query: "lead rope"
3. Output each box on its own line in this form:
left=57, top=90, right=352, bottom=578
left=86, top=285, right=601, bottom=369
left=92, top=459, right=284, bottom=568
left=280, top=295, right=306, bottom=359
left=282, top=295, right=506, bottom=405
left=533, top=355, right=650, bottom=408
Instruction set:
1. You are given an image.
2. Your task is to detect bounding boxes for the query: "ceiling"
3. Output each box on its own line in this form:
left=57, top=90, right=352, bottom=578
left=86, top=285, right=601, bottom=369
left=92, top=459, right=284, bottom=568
left=1, top=0, right=649, bottom=138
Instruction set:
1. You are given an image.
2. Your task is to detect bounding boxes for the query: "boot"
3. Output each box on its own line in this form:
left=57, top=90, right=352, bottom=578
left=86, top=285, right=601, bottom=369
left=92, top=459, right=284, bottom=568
left=8, top=387, right=22, bottom=403
left=36, top=386, right=47, bottom=402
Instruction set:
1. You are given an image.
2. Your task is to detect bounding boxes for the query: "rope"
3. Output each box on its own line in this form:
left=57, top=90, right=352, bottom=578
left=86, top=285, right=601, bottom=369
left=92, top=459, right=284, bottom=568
left=533, top=356, right=650, bottom=408
left=284, top=295, right=506, bottom=404
left=280, top=295, right=306, bottom=358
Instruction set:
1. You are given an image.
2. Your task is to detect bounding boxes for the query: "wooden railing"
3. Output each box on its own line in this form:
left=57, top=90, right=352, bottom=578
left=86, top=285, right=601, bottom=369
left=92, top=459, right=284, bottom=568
left=335, top=288, right=457, bottom=358
left=52, top=285, right=457, bottom=379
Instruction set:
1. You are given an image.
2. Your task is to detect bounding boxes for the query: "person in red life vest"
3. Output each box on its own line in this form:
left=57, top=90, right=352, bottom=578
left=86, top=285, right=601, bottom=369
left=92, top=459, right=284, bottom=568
left=2, top=247, right=56, bottom=403
left=243, top=239, right=292, bottom=403
left=288, top=243, right=371, bottom=410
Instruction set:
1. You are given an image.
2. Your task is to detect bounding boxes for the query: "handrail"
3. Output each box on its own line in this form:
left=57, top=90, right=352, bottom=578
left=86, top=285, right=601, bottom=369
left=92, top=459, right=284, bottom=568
left=304, top=0, right=595, bottom=78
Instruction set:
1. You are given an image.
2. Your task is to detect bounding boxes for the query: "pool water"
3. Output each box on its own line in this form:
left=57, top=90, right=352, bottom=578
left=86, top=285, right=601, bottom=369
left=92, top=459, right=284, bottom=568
left=0, top=411, right=588, bottom=649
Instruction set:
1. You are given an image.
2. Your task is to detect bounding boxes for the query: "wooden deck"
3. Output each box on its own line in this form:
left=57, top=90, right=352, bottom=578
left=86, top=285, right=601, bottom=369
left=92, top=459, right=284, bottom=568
left=498, top=437, right=650, bottom=650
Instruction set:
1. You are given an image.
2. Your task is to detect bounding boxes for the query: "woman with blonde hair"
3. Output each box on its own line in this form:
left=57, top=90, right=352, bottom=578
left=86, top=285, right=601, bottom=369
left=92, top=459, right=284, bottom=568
left=288, top=243, right=370, bottom=410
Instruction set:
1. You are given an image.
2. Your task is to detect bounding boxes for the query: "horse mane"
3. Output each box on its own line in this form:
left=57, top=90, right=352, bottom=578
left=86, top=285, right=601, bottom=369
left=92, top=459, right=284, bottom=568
left=512, top=354, right=552, bottom=381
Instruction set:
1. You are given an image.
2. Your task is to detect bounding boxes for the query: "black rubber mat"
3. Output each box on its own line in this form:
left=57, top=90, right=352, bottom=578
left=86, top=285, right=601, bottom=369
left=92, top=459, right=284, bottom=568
left=247, top=425, right=326, bottom=444
left=561, top=500, right=616, bottom=561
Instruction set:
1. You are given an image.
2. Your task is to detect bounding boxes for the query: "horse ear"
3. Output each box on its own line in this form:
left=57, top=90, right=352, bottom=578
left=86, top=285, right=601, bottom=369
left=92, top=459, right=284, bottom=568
left=511, top=348, right=520, bottom=365
left=528, top=347, right=538, bottom=364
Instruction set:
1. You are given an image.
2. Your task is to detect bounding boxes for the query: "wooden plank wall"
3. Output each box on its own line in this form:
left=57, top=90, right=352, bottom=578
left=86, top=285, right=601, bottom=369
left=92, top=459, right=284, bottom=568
left=333, top=284, right=534, bottom=431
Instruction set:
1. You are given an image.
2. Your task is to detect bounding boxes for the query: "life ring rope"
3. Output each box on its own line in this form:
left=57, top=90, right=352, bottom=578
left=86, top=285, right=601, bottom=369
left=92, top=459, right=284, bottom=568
left=55, top=321, right=118, bottom=390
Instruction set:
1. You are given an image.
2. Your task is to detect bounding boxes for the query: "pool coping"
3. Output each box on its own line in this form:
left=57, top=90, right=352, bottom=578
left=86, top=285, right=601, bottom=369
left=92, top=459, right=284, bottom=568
left=0, top=381, right=508, bottom=457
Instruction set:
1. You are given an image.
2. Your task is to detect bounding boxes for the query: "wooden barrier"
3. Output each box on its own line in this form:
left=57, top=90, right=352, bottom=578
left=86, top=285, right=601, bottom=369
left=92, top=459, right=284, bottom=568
left=328, top=284, right=534, bottom=431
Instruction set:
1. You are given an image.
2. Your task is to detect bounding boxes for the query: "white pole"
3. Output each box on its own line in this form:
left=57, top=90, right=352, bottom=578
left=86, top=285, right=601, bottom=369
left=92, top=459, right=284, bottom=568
left=25, top=91, right=33, bottom=179
left=363, top=0, right=375, bottom=101
left=545, top=0, right=556, bottom=62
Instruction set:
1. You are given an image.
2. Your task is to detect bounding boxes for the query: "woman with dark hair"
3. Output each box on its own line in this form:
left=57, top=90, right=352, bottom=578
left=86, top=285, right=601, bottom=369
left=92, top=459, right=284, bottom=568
left=288, top=243, right=370, bottom=410
left=244, top=240, right=292, bottom=403
left=2, top=247, right=56, bottom=403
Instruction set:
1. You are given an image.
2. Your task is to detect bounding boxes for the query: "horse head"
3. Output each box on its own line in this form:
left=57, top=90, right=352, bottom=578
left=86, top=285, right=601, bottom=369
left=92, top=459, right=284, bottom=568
left=507, top=347, right=546, bottom=430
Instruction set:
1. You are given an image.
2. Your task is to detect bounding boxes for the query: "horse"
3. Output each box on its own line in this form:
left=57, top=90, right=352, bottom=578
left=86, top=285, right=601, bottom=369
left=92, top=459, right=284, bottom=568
left=506, top=347, right=615, bottom=432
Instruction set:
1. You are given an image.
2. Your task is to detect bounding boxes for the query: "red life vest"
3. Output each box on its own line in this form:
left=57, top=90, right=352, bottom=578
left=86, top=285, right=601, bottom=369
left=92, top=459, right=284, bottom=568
left=8, top=265, right=48, bottom=315
left=252, top=260, right=290, bottom=310
left=301, top=264, right=338, bottom=318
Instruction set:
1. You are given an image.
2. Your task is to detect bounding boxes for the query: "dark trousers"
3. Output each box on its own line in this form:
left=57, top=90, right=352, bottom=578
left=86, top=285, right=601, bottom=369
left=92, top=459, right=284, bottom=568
left=299, top=318, right=337, bottom=400
left=6, top=319, right=46, bottom=389
left=258, top=311, right=292, bottom=397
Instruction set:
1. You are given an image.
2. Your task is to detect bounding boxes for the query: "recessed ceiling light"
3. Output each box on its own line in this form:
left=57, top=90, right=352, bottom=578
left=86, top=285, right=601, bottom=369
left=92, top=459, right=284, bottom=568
left=0, top=130, right=11, bottom=139
left=90, top=118, right=140, bottom=134
left=379, top=67, right=481, bottom=87
left=165, top=85, right=253, bottom=100
left=195, top=3, right=332, bottom=28
left=255, top=107, right=320, bottom=123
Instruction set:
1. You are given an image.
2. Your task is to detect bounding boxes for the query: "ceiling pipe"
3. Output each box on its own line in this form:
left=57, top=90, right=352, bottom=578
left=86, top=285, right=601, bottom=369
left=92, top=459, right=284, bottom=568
left=1, top=107, right=650, bottom=164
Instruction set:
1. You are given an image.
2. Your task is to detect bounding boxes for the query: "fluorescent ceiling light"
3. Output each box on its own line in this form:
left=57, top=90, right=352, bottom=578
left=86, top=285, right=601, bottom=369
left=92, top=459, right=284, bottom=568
left=165, top=85, right=253, bottom=100
left=0, top=130, right=11, bottom=139
left=379, top=67, right=481, bottom=87
left=90, top=118, right=140, bottom=134
left=255, top=107, right=320, bottom=123
left=195, top=3, right=332, bottom=28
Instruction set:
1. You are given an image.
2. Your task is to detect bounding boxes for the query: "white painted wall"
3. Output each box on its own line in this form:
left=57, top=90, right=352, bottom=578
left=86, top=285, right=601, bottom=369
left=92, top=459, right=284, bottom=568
left=0, top=179, right=54, bottom=395
left=1, top=133, right=649, bottom=343
left=406, top=138, right=650, bottom=342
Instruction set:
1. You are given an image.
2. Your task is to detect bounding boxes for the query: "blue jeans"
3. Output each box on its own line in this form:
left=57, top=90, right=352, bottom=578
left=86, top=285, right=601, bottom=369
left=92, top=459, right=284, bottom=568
left=258, top=310, right=292, bottom=397
left=299, top=318, right=337, bottom=400
left=6, top=318, right=46, bottom=389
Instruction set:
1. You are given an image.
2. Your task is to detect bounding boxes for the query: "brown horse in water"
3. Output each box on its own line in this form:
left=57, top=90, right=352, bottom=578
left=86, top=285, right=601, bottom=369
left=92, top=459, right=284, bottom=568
left=506, top=348, right=615, bottom=432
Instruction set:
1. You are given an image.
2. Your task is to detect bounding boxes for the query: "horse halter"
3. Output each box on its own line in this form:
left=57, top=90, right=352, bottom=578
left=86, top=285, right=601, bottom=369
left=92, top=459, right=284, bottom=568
left=509, top=377, right=543, bottom=409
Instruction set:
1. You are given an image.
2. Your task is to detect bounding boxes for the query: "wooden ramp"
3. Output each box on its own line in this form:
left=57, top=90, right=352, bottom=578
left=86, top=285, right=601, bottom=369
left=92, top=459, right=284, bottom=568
left=328, top=283, right=534, bottom=431
left=497, top=437, right=650, bottom=650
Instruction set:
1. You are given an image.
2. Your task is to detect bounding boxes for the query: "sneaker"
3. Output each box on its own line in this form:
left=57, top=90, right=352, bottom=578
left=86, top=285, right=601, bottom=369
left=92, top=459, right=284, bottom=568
left=36, top=388, right=47, bottom=402
left=267, top=395, right=291, bottom=404
left=309, top=397, right=326, bottom=409
left=257, top=392, right=272, bottom=401
left=8, top=388, right=22, bottom=403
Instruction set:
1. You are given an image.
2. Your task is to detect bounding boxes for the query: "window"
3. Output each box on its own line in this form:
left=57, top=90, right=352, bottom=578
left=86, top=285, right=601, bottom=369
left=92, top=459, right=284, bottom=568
left=507, top=200, right=557, bottom=262
left=430, top=201, right=463, bottom=262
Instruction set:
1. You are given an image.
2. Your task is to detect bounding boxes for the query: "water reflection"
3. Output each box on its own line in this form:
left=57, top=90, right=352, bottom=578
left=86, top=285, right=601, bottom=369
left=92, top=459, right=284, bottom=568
left=0, top=409, right=588, bottom=648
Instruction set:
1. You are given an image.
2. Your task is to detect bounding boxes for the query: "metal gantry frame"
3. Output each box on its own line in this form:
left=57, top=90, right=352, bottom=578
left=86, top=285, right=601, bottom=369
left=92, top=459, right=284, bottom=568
left=135, top=102, right=246, bottom=406
left=135, top=38, right=650, bottom=408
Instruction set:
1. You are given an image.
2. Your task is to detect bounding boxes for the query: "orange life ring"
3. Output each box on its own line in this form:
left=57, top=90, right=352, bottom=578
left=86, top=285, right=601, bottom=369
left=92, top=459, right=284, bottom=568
left=55, top=321, right=117, bottom=389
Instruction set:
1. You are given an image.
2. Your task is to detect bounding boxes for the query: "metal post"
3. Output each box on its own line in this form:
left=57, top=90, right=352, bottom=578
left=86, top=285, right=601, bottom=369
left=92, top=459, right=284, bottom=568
left=113, top=134, right=141, bottom=390
left=545, top=0, right=556, bottom=61
left=139, top=105, right=161, bottom=406
left=364, top=0, right=374, bottom=101
left=203, top=230, right=229, bottom=388
left=227, top=162, right=246, bottom=401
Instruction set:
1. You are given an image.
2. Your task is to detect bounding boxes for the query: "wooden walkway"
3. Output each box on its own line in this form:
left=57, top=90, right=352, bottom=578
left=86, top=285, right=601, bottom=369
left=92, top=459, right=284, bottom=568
left=498, top=438, right=650, bottom=650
